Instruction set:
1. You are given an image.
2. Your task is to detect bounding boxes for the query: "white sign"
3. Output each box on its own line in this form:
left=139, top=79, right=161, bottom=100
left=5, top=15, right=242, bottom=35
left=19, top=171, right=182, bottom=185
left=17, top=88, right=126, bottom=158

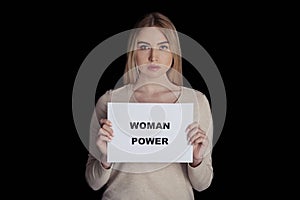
left=107, top=103, right=193, bottom=162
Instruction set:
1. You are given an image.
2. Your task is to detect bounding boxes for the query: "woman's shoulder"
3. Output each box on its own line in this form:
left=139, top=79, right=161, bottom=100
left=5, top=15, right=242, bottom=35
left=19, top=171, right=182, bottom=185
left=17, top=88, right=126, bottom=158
left=111, top=84, right=132, bottom=94
left=181, top=86, right=206, bottom=99
left=98, top=84, right=132, bottom=102
left=180, top=86, right=210, bottom=109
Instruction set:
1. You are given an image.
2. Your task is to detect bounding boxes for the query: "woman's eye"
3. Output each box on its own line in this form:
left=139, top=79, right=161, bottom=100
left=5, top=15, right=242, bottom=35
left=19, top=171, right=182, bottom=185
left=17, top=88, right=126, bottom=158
left=159, top=45, right=169, bottom=51
left=139, top=45, right=150, bottom=50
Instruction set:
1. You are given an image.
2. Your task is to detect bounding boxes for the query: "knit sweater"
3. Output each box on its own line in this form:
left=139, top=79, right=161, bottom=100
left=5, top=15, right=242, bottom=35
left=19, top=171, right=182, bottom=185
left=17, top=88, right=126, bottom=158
left=86, top=84, right=213, bottom=200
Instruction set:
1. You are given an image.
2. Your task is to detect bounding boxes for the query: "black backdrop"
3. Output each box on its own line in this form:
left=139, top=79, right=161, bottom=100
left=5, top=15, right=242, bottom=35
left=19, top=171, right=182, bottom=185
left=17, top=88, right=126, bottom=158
left=12, top=1, right=273, bottom=199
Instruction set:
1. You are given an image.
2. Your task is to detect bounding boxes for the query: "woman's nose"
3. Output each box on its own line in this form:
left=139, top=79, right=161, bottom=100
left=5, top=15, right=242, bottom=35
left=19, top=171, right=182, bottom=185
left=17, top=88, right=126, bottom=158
left=149, top=48, right=158, bottom=62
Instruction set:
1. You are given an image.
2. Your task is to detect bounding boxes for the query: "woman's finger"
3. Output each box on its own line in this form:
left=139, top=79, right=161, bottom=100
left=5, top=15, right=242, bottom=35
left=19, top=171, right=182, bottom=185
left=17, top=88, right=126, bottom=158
left=187, top=127, right=205, bottom=141
left=102, top=124, right=114, bottom=136
left=191, top=135, right=206, bottom=145
left=98, top=135, right=112, bottom=142
left=100, top=118, right=112, bottom=126
left=98, top=128, right=113, bottom=140
left=187, top=127, right=199, bottom=141
left=189, top=132, right=203, bottom=144
left=185, top=122, right=198, bottom=133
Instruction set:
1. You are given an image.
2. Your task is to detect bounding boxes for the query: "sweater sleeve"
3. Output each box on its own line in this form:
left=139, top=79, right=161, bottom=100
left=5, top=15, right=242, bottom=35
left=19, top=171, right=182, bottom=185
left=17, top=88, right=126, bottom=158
left=187, top=155, right=213, bottom=191
left=85, top=154, right=113, bottom=190
left=187, top=92, right=214, bottom=191
left=85, top=90, right=112, bottom=190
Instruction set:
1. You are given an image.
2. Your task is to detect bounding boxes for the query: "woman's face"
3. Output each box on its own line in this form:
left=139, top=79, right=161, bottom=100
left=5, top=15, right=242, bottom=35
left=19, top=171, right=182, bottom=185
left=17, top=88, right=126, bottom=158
left=135, top=27, right=173, bottom=78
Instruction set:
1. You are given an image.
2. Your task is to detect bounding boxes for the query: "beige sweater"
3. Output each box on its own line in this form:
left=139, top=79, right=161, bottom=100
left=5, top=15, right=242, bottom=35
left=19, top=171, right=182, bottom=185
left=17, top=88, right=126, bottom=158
left=86, top=84, right=213, bottom=200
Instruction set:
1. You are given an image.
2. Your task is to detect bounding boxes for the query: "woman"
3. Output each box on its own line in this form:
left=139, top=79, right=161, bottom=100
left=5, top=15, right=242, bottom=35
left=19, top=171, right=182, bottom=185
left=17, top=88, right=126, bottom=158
left=86, top=12, right=213, bottom=200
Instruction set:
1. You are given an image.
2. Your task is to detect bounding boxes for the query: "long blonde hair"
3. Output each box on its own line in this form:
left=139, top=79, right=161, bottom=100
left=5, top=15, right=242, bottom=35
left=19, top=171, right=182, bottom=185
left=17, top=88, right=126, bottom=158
left=123, top=12, right=183, bottom=85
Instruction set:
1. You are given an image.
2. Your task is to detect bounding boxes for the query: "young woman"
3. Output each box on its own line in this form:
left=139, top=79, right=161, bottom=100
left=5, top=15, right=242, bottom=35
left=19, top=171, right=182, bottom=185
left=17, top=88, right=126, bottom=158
left=86, top=12, right=213, bottom=200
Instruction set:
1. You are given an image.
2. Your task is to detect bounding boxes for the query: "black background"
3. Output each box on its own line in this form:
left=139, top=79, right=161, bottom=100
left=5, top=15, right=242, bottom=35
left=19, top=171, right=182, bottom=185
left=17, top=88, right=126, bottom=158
left=6, top=1, right=290, bottom=199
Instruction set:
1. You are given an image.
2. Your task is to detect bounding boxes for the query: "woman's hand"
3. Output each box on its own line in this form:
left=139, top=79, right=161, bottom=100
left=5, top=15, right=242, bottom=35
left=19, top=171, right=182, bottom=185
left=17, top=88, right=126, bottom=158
left=96, top=118, right=114, bottom=169
left=186, top=122, right=209, bottom=167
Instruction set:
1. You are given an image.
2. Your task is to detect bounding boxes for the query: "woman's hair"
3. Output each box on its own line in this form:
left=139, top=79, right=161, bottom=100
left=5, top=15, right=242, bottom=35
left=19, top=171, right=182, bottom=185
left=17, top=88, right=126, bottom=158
left=123, top=12, right=183, bottom=85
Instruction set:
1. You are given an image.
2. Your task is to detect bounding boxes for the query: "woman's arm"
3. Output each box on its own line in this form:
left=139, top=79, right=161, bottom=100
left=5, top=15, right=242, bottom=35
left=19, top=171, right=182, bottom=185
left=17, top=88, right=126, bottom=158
left=187, top=154, right=213, bottom=191
left=187, top=92, right=214, bottom=191
left=85, top=91, right=112, bottom=190
left=85, top=154, right=112, bottom=190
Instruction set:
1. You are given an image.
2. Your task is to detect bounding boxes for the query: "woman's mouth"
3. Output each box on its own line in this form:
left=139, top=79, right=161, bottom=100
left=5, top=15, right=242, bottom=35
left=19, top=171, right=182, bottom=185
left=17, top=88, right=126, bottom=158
left=147, top=65, right=161, bottom=71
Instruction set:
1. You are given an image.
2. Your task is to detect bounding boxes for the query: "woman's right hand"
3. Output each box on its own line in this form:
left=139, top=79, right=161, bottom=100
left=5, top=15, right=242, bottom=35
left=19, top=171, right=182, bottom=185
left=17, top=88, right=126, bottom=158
left=96, top=118, right=114, bottom=168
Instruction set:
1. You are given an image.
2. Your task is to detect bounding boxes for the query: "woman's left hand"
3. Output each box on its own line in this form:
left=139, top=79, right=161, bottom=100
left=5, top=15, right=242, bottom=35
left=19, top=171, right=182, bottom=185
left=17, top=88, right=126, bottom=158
left=186, top=122, right=209, bottom=167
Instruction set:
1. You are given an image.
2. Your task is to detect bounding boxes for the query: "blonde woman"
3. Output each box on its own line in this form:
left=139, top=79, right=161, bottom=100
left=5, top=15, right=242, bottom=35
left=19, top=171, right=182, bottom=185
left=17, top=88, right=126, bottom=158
left=86, top=12, right=213, bottom=200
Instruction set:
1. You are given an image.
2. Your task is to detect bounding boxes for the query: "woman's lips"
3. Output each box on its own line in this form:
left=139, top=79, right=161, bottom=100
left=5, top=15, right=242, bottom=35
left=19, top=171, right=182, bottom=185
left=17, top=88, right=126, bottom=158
left=147, top=65, right=161, bottom=71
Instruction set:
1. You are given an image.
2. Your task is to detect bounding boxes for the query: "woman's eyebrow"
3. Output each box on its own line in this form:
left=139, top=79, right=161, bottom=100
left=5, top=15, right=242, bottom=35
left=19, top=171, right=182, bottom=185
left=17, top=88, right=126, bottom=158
left=137, top=41, right=169, bottom=45
left=157, top=41, right=169, bottom=45
left=137, top=41, right=150, bottom=45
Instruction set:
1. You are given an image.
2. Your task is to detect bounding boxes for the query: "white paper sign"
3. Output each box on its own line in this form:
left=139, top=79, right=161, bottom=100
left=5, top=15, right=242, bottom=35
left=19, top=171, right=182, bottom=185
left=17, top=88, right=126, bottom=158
left=107, top=103, right=193, bottom=162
